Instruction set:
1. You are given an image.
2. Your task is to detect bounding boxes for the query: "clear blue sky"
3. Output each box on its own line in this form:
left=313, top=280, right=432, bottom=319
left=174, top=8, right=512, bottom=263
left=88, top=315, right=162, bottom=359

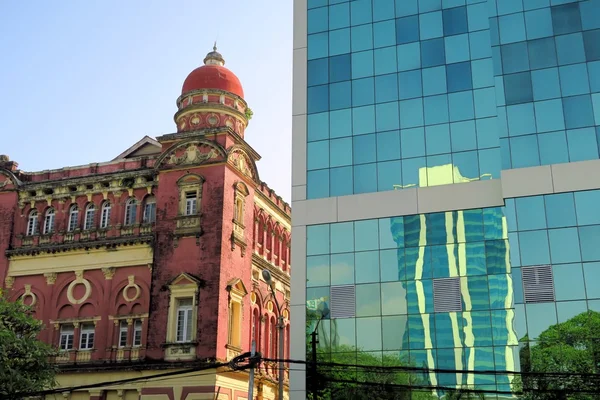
left=0, top=1, right=293, bottom=201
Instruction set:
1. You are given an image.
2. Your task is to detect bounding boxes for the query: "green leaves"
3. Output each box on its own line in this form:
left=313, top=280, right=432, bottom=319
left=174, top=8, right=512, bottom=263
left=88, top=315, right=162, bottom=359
left=0, top=290, right=57, bottom=399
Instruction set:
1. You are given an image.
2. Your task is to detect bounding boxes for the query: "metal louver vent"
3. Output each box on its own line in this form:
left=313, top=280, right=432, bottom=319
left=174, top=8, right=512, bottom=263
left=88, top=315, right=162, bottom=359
left=433, top=277, right=462, bottom=313
left=330, top=285, right=356, bottom=319
left=522, top=265, right=555, bottom=303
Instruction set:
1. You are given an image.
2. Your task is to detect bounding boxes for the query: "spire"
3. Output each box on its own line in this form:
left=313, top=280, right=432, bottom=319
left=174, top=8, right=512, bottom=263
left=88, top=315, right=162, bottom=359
left=204, top=43, right=225, bottom=66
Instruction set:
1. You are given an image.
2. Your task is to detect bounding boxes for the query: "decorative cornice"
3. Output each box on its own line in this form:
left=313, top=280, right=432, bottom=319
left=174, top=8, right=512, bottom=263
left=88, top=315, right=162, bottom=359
left=252, top=253, right=290, bottom=287
left=175, top=88, right=248, bottom=109
left=6, top=235, right=153, bottom=257
left=173, top=103, right=248, bottom=127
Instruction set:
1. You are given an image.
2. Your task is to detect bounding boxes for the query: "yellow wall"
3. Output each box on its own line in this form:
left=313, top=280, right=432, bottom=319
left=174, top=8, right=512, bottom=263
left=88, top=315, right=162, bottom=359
left=8, top=244, right=153, bottom=276
left=47, top=368, right=287, bottom=400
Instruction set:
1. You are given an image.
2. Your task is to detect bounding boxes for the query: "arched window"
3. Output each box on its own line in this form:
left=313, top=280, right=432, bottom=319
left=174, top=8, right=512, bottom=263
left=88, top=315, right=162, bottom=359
left=270, top=316, right=277, bottom=362
left=264, top=314, right=270, bottom=357
left=251, top=308, right=261, bottom=350
left=100, top=201, right=111, bottom=228
left=26, top=210, right=38, bottom=236
left=67, top=204, right=79, bottom=231
left=124, top=199, right=137, bottom=225
left=43, top=208, right=55, bottom=234
left=143, top=196, right=156, bottom=223
left=84, top=204, right=95, bottom=230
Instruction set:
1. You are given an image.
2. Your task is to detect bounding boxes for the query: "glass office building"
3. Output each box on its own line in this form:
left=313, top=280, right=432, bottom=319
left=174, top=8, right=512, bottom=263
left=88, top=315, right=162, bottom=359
left=291, top=0, right=600, bottom=398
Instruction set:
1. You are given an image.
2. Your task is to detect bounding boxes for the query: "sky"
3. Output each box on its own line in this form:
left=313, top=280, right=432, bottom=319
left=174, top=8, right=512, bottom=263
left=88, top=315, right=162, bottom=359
left=0, top=1, right=293, bottom=201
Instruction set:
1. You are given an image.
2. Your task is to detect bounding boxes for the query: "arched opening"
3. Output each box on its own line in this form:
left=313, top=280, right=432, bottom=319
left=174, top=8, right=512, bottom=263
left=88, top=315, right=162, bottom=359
left=143, top=195, right=156, bottom=223
left=68, top=204, right=79, bottom=231
left=43, top=208, right=55, bottom=234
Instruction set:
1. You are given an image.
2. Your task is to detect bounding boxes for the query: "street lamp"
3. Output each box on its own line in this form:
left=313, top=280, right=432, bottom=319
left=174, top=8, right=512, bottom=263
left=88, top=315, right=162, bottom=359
left=262, top=269, right=285, bottom=400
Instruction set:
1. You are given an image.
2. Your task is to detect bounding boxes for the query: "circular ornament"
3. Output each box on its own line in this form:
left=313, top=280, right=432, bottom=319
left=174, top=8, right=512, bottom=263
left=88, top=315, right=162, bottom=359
left=190, top=113, right=201, bottom=126
left=207, top=113, right=220, bottom=126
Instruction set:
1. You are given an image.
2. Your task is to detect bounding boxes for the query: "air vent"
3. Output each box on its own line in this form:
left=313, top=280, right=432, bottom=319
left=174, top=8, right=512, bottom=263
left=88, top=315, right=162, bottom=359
left=522, top=265, right=555, bottom=303
left=330, top=285, right=355, bottom=319
left=433, top=277, right=462, bottom=313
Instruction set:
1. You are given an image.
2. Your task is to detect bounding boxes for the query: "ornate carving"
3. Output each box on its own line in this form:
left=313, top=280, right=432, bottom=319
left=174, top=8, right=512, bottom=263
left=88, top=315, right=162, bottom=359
left=228, top=150, right=254, bottom=178
left=122, top=275, right=141, bottom=302
left=102, top=267, right=116, bottom=280
left=167, top=144, right=219, bottom=166
left=44, top=272, right=57, bottom=285
left=67, top=272, right=92, bottom=305
left=4, top=276, right=14, bottom=288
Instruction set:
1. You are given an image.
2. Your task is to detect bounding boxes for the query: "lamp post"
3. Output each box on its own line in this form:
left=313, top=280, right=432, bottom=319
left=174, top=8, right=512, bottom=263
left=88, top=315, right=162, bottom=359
left=262, top=269, right=285, bottom=400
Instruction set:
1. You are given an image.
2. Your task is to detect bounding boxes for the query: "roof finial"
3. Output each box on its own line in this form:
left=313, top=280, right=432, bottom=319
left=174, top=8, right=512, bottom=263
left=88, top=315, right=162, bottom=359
left=204, top=43, right=225, bottom=66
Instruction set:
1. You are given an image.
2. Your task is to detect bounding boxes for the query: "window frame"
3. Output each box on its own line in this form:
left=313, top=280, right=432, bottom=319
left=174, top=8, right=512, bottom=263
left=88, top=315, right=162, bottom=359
left=26, top=210, right=38, bottom=236
left=83, top=203, right=95, bottom=231
left=133, top=319, right=143, bottom=347
left=100, top=201, right=111, bottom=228
left=43, top=208, right=55, bottom=235
left=175, top=298, right=194, bottom=343
left=79, top=323, right=95, bottom=350
left=118, top=320, right=128, bottom=348
left=185, top=192, right=197, bottom=216
left=124, top=198, right=137, bottom=226
left=143, top=196, right=156, bottom=223
left=68, top=204, right=79, bottom=232
left=59, top=324, right=74, bottom=351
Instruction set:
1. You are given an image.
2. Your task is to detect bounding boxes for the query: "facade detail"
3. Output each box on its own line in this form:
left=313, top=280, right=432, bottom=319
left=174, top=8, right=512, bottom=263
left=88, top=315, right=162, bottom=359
left=0, top=46, right=291, bottom=400
left=292, top=1, right=600, bottom=400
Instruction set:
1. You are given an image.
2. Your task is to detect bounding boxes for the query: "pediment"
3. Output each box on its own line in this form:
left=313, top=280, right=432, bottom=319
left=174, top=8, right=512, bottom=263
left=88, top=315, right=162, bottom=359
left=113, top=136, right=161, bottom=160
left=226, top=278, right=248, bottom=296
left=168, top=273, right=202, bottom=287
left=155, top=138, right=227, bottom=169
left=227, top=147, right=259, bottom=183
left=0, top=169, right=21, bottom=191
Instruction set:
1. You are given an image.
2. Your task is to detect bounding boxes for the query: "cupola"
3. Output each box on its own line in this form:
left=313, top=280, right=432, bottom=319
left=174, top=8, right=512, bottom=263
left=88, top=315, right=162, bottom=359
left=174, top=45, right=251, bottom=137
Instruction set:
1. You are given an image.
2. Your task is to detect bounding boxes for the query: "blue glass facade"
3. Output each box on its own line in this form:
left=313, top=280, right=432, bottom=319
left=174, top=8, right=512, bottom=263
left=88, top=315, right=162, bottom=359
left=300, top=0, right=600, bottom=397
left=305, top=0, right=600, bottom=199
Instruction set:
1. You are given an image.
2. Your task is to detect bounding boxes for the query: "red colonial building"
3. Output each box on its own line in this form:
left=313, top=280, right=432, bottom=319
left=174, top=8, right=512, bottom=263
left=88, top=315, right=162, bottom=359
left=0, top=47, right=291, bottom=400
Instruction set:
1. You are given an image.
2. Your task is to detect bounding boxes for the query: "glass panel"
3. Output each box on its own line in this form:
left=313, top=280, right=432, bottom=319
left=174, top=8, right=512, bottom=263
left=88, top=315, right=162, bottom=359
left=356, top=283, right=382, bottom=317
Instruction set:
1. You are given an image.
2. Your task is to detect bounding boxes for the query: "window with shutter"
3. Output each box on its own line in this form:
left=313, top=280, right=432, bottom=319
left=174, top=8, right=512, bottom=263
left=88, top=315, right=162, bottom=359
left=433, top=277, right=462, bottom=313
left=330, top=285, right=356, bottom=319
left=522, top=265, right=555, bottom=303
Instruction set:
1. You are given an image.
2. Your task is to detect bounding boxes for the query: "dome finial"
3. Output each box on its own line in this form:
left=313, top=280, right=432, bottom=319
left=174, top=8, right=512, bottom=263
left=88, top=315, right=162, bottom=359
left=204, top=43, right=225, bottom=66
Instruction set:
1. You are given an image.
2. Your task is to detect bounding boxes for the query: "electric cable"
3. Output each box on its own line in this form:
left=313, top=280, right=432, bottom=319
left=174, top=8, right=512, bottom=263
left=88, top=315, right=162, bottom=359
left=12, top=352, right=260, bottom=399
left=265, top=357, right=600, bottom=378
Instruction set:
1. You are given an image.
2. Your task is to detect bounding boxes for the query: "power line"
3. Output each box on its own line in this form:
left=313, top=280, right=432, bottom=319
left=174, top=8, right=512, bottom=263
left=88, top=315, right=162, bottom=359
left=13, top=352, right=259, bottom=399
left=265, top=357, right=600, bottom=378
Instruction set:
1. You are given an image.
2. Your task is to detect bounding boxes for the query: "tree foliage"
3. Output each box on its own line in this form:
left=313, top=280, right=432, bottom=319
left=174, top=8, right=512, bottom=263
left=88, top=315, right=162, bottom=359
left=0, top=290, right=57, bottom=399
left=515, top=310, right=600, bottom=400
left=306, top=310, right=436, bottom=400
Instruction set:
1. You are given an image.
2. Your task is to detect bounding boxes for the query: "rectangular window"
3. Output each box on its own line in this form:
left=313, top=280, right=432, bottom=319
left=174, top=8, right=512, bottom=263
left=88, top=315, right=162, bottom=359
left=133, top=319, right=143, bottom=347
left=143, top=202, right=156, bottom=223
left=79, top=323, right=95, bottom=350
left=118, top=321, right=128, bottom=348
left=330, top=285, right=356, bottom=319
left=176, top=298, right=194, bottom=343
left=185, top=192, right=197, bottom=216
left=59, top=325, right=74, bottom=351
left=433, top=277, right=462, bottom=313
left=522, top=265, right=555, bottom=303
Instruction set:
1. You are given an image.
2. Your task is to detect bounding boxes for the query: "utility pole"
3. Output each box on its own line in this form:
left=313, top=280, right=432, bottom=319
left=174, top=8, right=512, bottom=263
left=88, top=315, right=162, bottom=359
left=248, top=340, right=256, bottom=400
left=261, top=269, right=285, bottom=400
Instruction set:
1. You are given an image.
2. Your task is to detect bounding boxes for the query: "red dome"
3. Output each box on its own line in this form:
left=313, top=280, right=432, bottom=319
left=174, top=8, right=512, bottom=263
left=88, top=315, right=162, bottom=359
left=181, top=64, right=244, bottom=98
